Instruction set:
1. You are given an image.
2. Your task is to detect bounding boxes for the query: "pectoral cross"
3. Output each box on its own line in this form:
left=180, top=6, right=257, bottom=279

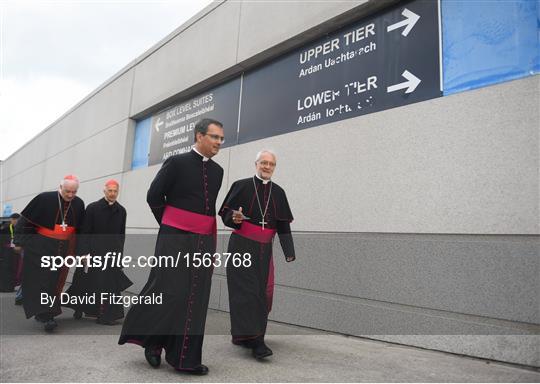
left=259, top=220, right=267, bottom=230
left=60, top=222, right=67, bottom=232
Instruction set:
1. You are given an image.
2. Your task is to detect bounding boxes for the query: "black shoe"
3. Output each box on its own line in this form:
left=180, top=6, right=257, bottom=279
left=44, top=319, right=58, bottom=332
left=96, top=317, right=117, bottom=325
left=14, top=297, right=23, bottom=306
left=144, top=347, right=161, bottom=368
left=35, top=314, right=50, bottom=323
left=73, top=310, right=83, bottom=320
left=176, top=364, right=209, bottom=375
left=252, top=342, right=273, bottom=360
left=231, top=338, right=253, bottom=348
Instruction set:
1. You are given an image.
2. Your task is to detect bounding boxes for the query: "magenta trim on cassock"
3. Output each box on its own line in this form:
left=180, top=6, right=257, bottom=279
left=233, top=221, right=276, bottom=244
left=162, top=205, right=216, bottom=235
left=124, top=339, right=144, bottom=346
left=266, top=255, right=275, bottom=313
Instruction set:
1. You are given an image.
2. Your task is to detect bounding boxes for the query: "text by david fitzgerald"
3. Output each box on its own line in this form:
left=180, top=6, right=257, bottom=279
left=41, top=292, right=162, bottom=308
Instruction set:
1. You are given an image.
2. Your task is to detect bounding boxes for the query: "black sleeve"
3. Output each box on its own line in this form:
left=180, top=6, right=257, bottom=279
left=75, top=199, right=86, bottom=234
left=147, top=156, right=175, bottom=224
left=277, top=221, right=295, bottom=261
left=13, top=215, right=36, bottom=247
left=119, top=208, right=127, bottom=253
left=77, top=206, right=94, bottom=255
left=219, top=181, right=242, bottom=230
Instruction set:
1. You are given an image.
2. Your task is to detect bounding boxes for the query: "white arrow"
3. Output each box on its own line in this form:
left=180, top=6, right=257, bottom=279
left=387, top=70, right=421, bottom=94
left=155, top=117, right=164, bottom=132
left=386, top=8, right=420, bottom=37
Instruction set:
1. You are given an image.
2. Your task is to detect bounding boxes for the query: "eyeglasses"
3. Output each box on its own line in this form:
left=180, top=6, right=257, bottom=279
left=204, top=133, right=225, bottom=143
left=258, top=160, right=276, bottom=167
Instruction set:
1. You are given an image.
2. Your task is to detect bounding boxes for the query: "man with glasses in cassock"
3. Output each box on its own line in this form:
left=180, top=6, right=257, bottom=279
left=119, top=118, right=225, bottom=376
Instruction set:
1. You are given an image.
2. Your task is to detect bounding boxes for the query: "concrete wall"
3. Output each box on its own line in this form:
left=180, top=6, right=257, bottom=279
left=1, top=0, right=538, bottom=367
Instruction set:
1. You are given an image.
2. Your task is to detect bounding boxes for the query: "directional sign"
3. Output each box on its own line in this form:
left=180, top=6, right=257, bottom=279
left=387, top=8, right=420, bottom=37
left=387, top=70, right=421, bottom=94
left=148, top=78, right=241, bottom=166
left=154, top=117, right=164, bottom=132
left=238, top=0, right=441, bottom=144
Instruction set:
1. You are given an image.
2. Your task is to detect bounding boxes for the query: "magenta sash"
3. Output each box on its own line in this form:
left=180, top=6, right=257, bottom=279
left=162, top=205, right=216, bottom=235
left=233, top=221, right=276, bottom=244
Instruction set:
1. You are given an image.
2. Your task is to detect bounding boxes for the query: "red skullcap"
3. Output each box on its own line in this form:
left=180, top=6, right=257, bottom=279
left=105, top=179, right=119, bottom=188
left=63, top=174, right=79, bottom=182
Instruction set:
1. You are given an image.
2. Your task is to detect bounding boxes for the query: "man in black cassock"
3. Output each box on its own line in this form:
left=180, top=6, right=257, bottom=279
left=65, top=179, right=132, bottom=324
left=119, top=118, right=224, bottom=375
left=13, top=175, right=85, bottom=332
left=0, top=213, right=21, bottom=292
left=219, top=150, right=295, bottom=360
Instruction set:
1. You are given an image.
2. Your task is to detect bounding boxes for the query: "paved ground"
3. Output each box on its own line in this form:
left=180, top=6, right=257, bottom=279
left=1, top=292, right=539, bottom=382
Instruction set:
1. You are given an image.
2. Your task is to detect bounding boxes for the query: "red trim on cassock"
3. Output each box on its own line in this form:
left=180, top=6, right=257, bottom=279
left=37, top=224, right=75, bottom=240
left=56, top=266, right=70, bottom=296
left=36, top=224, right=76, bottom=298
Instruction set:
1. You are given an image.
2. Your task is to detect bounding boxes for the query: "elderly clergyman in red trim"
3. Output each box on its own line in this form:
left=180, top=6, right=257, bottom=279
left=219, top=150, right=296, bottom=360
left=13, top=174, right=85, bottom=332
left=119, top=118, right=225, bottom=376
left=65, top=179, right=132, bottom=325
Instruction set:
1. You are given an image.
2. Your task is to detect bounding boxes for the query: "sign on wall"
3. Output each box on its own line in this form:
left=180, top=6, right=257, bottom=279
left=143, top=0, right=441, bottom=165
left=239, top=0, right=442, bottom=143
left=148, top=78, right=241, bottom=166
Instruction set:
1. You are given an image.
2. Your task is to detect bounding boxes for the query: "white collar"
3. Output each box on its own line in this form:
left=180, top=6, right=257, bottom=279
left=192, top=147, right=209, bottom=162
left=255, top=174, right=271, bottom=185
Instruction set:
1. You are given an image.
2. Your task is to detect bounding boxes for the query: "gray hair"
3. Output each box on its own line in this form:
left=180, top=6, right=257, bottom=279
left=255, top=150, right=276, bottom=163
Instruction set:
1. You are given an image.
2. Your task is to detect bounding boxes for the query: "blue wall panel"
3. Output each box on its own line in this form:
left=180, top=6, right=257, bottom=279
left=442, top=0, right=539, bottom=95
left=131, top=117, right=151, bottom=169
